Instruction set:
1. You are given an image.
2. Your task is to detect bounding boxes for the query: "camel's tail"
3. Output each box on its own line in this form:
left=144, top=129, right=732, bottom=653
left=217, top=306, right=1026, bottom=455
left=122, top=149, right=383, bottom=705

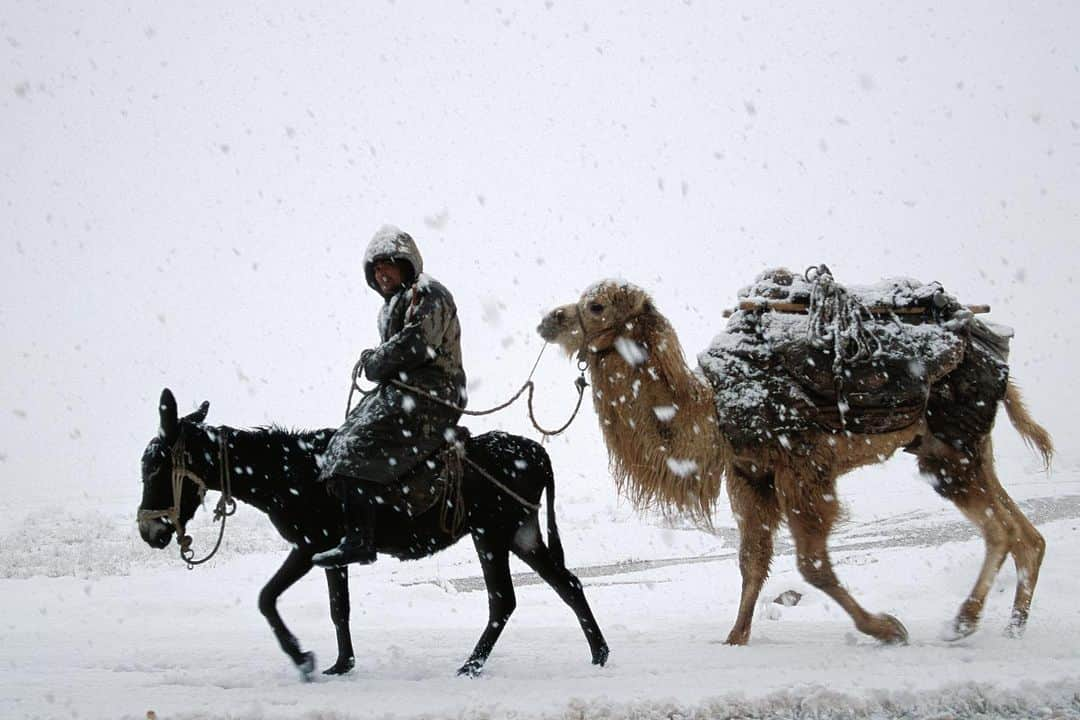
left=1003, top=380, right=1054, bottom=471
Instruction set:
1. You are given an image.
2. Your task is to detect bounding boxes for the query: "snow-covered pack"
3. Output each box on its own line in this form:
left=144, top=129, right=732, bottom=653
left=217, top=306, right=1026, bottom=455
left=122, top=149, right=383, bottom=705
left=697, top=267, right=1012, bottom=454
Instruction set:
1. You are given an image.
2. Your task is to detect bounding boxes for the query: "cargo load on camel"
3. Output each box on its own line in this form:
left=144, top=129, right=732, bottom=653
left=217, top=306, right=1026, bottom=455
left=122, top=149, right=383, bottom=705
left=699, top=266, right=1013, bottom=454
left=539, top=274, right=1052, bottom=649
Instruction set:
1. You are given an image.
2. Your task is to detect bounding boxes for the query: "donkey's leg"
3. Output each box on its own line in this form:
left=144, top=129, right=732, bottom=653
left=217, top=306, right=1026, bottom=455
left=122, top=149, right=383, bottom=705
left=458, top=533, right=515, bottom=677
left=510, top=517, right=609, bottom=666
left=322, top=566, right=355, bottom=675
left=784, top=472, right=908, bottom=644
left=258, top=548, right=317, bottom=679
left=724, top=465, right=781, bottom=646
left=923, top=439, right=1046, bottom=639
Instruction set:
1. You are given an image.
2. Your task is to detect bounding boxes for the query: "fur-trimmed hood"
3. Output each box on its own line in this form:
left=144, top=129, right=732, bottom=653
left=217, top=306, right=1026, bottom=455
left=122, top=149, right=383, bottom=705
left=363, top=225, right=424, bottom=297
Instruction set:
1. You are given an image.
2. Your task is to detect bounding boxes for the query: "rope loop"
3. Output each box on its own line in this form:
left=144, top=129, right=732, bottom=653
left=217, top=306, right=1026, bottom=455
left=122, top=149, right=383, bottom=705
left=138, top=428, right=236, bottom=569
left=340, top=343, right=587, bottom=509
left=804, top=265, right=885, bottom=428
left=344, top=343, right=588, bottom=441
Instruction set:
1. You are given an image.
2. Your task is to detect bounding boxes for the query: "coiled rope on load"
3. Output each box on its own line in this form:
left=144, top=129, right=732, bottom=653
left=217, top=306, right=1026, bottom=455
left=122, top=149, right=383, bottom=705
left=804, top=264, right=884, bottom=427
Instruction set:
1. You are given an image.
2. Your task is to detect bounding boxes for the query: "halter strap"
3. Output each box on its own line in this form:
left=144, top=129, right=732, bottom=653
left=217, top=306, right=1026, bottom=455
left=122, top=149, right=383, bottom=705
left=137, top=428, right=236, bottom=568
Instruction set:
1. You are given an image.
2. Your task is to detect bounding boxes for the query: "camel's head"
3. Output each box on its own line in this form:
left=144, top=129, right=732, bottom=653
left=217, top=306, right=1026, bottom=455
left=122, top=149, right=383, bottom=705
left=538, top=279, right=654, bottom=358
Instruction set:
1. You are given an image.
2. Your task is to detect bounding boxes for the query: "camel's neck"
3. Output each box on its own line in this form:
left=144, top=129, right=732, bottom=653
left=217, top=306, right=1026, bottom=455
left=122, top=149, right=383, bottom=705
left=586, top=319, right=726, bottom=521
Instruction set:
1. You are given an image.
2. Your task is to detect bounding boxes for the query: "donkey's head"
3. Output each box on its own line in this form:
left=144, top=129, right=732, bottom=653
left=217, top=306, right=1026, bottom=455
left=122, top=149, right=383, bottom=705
left=137, top=388, right=210, bottom=549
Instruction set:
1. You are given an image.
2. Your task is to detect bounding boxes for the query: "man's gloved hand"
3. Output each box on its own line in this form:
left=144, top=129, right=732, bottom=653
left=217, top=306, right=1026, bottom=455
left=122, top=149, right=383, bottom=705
left=352, top=349, right=376, bottom=383
left=359, top=348, right=375, bottom=378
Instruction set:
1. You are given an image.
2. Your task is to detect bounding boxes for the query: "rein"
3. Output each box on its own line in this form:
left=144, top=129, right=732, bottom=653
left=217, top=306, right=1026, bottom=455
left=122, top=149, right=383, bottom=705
left=137, top=428, right=237, bottom=569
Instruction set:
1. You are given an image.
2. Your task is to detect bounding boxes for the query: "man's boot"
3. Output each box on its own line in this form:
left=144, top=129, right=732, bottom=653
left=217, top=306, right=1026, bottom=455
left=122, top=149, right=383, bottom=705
left=313, top=482, right=378, bottom=567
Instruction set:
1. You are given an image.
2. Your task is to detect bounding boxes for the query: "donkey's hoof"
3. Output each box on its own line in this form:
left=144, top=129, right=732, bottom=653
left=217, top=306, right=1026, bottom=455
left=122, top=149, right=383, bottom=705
left=322, top=656, right=355, bottom=675
left=592, top=644, right=610, bottom=667
left=875, top=614, right=909, bottom=645
left=296, top=651, right=316, bottom=681
left=456, top=661, right=483, bottom=678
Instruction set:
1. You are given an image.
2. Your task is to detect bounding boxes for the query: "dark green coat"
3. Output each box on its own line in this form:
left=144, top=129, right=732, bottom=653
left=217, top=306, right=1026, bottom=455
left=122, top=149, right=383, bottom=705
left=320, top=227, right=467, bottom=485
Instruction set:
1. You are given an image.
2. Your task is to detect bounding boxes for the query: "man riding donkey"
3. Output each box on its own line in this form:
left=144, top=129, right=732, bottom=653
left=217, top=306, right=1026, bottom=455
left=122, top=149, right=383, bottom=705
left=313, top=225, right=467, bottom=567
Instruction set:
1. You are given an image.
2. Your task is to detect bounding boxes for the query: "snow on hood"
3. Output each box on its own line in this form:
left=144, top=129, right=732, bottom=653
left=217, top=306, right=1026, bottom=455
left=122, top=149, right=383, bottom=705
left=363, top=225, right=424, bottom=295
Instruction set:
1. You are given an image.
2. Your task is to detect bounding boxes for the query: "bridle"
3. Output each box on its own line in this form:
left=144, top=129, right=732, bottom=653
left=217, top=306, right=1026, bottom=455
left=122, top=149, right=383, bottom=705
left=137, top=427, right=237, bottom=569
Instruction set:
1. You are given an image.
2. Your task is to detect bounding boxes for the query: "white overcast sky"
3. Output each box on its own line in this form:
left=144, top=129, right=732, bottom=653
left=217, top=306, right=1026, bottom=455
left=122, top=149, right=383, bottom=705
left=2, top=1, right=1078, bottom=509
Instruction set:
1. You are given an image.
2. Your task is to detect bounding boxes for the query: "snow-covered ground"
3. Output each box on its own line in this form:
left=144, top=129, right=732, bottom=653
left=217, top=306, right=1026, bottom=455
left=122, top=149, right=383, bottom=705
left=3, top=453, right=1079, bottom=719
left=4, top=1, right=1080, bottom=718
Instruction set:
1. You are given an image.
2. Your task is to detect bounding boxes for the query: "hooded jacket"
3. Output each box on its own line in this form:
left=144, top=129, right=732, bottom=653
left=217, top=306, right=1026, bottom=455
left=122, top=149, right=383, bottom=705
left=320, top=226, right=467, bottom=485
left=361, top=225, right=467, bottom=401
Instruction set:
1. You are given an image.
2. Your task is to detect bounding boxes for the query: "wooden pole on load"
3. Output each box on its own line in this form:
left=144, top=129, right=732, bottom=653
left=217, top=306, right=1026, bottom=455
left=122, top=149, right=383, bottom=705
left=722, top=302, right=990, bottom=318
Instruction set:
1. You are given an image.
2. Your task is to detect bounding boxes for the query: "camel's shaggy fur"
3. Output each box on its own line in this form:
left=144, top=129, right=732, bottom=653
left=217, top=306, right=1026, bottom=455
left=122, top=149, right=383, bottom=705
left=539, top=279, right=1053, bottom=647
left=567, top=283, right=725, bottom=523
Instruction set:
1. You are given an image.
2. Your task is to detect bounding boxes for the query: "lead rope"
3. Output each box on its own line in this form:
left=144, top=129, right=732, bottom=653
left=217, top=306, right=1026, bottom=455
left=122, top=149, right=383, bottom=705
left=341, top=343, right=587, bottom=512
left=345, top=343, right=589, bottom=441
left=463, top=455, right=542, bottom=511
left=179, top=430, right=237, bottom=569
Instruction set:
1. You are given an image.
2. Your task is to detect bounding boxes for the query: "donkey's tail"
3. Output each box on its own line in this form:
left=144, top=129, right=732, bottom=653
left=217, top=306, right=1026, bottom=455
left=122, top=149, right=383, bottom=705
left=1003, top=380, right=1054, bottom=471
left=543, top=457, right=566, bottom=568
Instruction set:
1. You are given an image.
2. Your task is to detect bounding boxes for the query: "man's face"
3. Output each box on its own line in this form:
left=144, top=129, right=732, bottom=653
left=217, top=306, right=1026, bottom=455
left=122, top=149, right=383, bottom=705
left=373, top=259, right=405, bottom=295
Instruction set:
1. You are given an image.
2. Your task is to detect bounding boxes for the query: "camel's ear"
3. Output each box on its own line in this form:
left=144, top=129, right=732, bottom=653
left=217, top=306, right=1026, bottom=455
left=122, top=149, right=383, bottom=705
left=182, top=401, right=210, bottom=425
left=620, top=287, right=649, bottom=317
left=609, top=286, right=630, bottom=315
left=159, top=388, right=179, bottom=441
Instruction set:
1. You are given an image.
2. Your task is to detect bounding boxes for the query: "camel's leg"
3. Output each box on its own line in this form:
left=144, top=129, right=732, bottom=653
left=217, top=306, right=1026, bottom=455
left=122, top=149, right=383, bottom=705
left=458, top=533, right=515, bottom=677
left=258, top=548, right=317, bottom=679
left=783, top=471, right=908, bottom=644
left=510, top=517, right=609, bottom=666
left=322, top=566, right=355, bottom=675
left=999, top=491, right=1046, bottom=636
left=923, top=438, right=1046, bottom=639
left=724, top=465, right=781, bottom=646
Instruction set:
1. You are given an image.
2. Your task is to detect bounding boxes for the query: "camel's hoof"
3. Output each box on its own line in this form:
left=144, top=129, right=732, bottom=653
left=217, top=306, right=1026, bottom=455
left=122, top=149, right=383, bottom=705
left=941, top=616, right=978, bottom=642
left=1003, top=612, right=1028, bottom=639
left=456, top=661, right=483, bottom=678
left=876, top=614, right=909, bottom=645
left=322, top=657, right=355, bottom=675
left=724, top=631, right=749, bottom=646
left=295, top=651, right=316, bottom=681
left=592, top=644, right=610, bottom=667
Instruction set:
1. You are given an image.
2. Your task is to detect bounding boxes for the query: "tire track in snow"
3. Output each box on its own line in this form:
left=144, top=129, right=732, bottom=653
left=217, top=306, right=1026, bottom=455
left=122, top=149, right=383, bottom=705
left=410, top=494, right=1080, bottom=592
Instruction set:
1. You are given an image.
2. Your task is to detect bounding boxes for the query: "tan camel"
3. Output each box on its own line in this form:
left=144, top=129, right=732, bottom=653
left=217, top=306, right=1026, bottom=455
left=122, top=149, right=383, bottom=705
left=538, top=279, right=1053, bottom=645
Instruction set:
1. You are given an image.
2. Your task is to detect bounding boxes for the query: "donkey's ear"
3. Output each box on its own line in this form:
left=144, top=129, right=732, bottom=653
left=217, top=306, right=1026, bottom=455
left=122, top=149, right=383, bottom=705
left=159, top=388, right=179, bottom=440
left=182, top=401, right=210, bottom=425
